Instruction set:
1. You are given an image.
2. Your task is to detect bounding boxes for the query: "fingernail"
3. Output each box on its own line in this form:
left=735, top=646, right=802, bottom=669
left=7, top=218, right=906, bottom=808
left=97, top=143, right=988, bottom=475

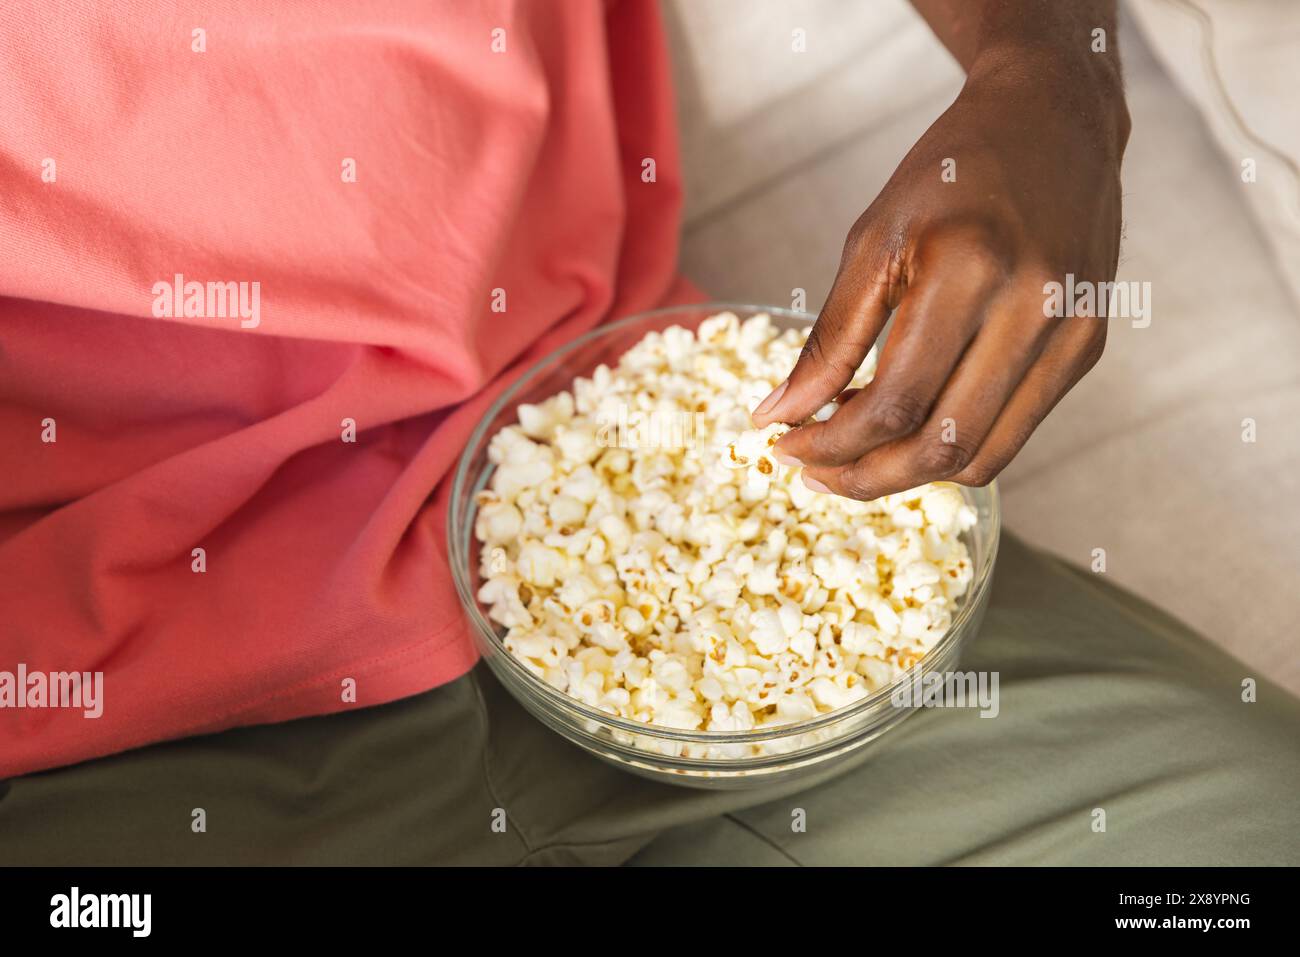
left=812, top=400, right=840, bottom=423
left=802, top=475, right=831, bottom=494
left=752, top=379, right=788, bottom=419
left=774, top=451, right=802, bottom=467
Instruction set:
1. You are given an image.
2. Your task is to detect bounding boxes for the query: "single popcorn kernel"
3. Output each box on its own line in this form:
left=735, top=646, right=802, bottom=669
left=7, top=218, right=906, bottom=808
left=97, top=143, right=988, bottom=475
left=473, top=311, right=978, bottom=752
left=722, top=422, right=791, bottom=478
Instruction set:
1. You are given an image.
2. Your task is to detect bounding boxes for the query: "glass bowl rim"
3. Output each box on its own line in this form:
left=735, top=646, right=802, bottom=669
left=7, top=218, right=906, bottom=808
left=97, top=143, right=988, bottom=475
left=448, top=301, right=1001, bottom=745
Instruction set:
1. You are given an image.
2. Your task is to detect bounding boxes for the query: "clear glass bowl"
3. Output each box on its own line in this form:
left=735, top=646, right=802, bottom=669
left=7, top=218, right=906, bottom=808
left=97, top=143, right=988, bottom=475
left=449, top=303, right=1000, bottom=789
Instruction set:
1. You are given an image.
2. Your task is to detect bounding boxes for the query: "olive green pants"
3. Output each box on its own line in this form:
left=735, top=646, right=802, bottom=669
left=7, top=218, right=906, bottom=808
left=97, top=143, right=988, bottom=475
left=2, top=533, right=1297, bottom=866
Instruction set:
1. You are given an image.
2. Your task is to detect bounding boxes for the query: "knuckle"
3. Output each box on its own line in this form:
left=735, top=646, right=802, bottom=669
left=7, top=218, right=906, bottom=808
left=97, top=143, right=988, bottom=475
left=836, top=471, right=877, bottom=502
left=1007, top=417, right=1042, bottom=457
left=918, top=219, right=1013, bottom=277
left=842, top=214, right=874, bottom=262
left=799, top=319, right=856, bottom=381
left=1021, top=274, right=1065, bottom=335
left=954, top=456, right=1002, bottom=487
left=917, top=437, right=974, bottom=477
left=871, top=392, right=929, bottom=438
left=1077, top=329, right=1107, bottom=373
left=962, top=421, right=1039, bottom=485
left=799, top=322, right=830, bottom=364
left=957, top=238, right=1011, bottom=281
left=843, top=225, right=865, bottom=260
left=808, top=428, right=857, bottom=465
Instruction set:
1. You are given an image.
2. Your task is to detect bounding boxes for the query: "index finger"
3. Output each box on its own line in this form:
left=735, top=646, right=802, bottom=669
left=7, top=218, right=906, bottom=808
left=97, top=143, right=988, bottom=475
left=750, top=236, right=896, bottom=427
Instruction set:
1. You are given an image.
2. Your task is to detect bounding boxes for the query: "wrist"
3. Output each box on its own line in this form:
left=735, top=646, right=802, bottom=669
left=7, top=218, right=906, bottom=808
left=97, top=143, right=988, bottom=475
left=966, top=36, right=1131, bottom=159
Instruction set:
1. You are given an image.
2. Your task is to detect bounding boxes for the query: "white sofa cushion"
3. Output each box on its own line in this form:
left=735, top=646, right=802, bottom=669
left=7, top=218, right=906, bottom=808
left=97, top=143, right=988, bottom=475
left=1128, top=0, right=1300, bottom=307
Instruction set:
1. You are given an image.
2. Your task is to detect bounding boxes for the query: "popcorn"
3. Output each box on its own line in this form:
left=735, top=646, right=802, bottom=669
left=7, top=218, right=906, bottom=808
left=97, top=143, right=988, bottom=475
left=472, top=311, right=978, bottom=754
left=722, top=421, right=790, bottom=478
left=516, top=541, right=565, bottom=588
left=475, top=497, right=522, bottom=546
left=516, top=392, right=574, bottom=440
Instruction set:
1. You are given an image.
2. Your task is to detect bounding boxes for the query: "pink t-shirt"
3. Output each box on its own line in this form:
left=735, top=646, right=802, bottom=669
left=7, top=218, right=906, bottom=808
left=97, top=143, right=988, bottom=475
left=0, top=0, right=694, bottom=775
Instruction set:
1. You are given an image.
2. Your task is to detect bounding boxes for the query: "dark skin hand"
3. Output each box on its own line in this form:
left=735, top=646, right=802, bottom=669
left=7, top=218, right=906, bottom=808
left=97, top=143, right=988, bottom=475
left=752, top=0, right=1131, bottom=500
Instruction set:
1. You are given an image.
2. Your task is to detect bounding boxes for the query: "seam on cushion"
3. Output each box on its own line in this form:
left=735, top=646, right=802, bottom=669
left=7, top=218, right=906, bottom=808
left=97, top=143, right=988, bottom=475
left=518, top=818, right=805, bottom=867
left=1157, top=0, right=1300, bottom=217
left=516, top=827, right=664, bottom=866
left=724, top=813, right=804, bottom=867
left=468, top=668, right=536, bottom=858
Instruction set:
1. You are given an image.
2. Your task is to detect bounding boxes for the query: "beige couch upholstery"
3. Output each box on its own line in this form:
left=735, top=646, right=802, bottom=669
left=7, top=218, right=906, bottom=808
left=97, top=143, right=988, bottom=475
left=1128, top=0, right=1300, bottom=307
left=666, top=0, right=1300, bottom=692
